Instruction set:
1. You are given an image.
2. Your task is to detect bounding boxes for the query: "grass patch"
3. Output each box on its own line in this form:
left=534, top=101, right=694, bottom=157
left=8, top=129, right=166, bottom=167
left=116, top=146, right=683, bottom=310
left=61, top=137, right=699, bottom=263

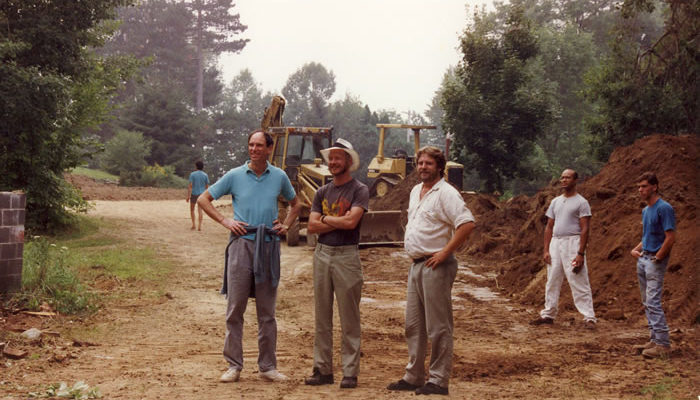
left=12, top=216, right=173, bottom=314
left=70, top=166, right=118, bottom=182
left=640, top=378, right=678, bottom=400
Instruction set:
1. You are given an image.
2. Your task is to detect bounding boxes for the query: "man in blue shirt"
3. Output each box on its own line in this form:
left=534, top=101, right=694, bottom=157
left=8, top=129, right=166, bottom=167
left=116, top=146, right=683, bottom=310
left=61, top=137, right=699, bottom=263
left=630, top=172, right=676, bottom=358
left=187, top=160, right=209, bottom=231
left=197, top=130, right=301, bottom=383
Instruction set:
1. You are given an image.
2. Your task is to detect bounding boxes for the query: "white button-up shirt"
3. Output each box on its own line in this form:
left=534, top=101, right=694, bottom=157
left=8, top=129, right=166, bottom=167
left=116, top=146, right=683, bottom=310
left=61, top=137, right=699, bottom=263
left=404, top=178, right=475, bottom=259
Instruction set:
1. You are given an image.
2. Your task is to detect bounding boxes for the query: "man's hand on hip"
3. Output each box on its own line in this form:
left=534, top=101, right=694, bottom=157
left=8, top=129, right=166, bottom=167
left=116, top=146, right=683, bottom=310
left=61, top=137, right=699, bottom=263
left=221, top=218, right=248, bottom=236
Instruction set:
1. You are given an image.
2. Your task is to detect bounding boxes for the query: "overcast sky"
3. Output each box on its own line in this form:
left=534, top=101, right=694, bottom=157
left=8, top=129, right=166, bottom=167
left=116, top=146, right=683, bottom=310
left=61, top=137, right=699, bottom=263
left=219, top=0, right=491, bottom=116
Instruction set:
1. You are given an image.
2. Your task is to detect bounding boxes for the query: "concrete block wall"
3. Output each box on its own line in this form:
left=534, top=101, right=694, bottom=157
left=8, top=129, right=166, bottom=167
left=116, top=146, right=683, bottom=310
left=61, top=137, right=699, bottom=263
left=0, top=192, right=26, bottom=293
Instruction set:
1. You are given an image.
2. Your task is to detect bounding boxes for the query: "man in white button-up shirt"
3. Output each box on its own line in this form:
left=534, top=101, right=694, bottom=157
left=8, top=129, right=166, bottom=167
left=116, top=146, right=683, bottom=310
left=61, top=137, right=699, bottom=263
left=387, top=146, right=475, bottom=396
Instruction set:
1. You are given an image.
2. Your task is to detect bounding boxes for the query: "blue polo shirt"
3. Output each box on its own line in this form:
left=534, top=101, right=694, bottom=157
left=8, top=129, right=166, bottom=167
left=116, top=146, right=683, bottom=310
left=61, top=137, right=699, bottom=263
left=208, top=161, right=296, bottom=241
left=641, top=198, right=676, bottom=253
left=188, top=170, right=210, bottom=196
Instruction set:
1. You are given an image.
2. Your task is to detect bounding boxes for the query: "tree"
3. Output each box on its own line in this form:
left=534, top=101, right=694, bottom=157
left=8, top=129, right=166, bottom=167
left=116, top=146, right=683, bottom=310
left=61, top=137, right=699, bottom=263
left=185, top=0, right=249, bottom=113
left=282, top=62, right=337, bottom=126
left=0, top=0, right=137, bottom=231
left=100, top=130, right=152, bottom=175
left=441, top=7, right=555, bottom=192
left=584, top=0, right=698, bottom=159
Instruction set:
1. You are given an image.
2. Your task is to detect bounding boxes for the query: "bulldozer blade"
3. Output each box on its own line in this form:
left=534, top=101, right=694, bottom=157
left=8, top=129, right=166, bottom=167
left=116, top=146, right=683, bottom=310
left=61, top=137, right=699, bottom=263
left=360, top=210, right=404, bottom=246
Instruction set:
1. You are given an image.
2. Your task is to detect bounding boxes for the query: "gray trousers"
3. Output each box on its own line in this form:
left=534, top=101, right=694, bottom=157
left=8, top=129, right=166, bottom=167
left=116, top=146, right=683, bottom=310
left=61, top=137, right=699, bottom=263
left=402, top=256, right=458, bottom=388
left=312, top=243, right=363, bottom=377
left=223, top=238, right=278, bottom=372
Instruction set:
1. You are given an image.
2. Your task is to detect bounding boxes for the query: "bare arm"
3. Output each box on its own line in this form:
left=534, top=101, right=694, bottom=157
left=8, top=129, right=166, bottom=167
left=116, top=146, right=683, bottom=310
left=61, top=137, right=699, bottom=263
left=273, top=197, right=302, bottom=236
left=324, top=206, right=365, bottom=230
left=543, top=217, right=554, bottom=264
left=572, top=216, right=591, bottom=274
left=187, top=182, right=192, bottom=202
left=197, top=190, right=248, bottom=236
left=654, top=230, right=676, bottom=261
left=630, top=241, right=643, bottom=258
left=307, top=211, right=336, bottom=234
left=425, top=221, right=476, bottom=269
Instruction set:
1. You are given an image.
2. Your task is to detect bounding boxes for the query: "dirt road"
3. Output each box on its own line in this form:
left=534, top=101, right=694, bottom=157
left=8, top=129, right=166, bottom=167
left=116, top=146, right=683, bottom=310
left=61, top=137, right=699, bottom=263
left=2, top=200, right=697, bottom=399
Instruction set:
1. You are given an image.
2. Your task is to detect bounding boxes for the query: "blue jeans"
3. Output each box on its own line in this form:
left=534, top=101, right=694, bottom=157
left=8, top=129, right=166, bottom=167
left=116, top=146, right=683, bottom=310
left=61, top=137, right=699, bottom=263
left=636, top=253, right=670, bottom=346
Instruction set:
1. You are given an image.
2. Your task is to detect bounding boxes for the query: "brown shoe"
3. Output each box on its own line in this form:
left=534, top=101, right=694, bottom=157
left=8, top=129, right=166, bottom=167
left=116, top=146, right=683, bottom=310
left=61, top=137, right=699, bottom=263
left=415, top=382, right=449, bottom=395
left=634, top=341, right=655, bottom=354
left=387, top=379, right=420, bottom=391
left=583, top=320, right=597, bottom=330
left=304, top=369, right=333, bottom=385
left=340, top=376, right=357, bottom=389
left=642, top=343, right=671, bottom=359
left=530, top=317, right=554, bottom=325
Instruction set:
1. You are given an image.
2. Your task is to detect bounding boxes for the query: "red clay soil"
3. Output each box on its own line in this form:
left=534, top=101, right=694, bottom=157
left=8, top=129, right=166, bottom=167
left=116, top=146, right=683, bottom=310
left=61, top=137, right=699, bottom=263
left=373, top=134, right=699, bottom=325
left=65, top=174, right=185, bottom=201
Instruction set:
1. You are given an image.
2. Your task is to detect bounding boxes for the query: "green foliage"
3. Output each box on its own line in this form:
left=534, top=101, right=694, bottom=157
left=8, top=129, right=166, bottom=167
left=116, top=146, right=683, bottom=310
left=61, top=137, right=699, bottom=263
left=584, top=0, right=697, bottom=160
left=441, top=7, right=555, bottom=192
left=30, top=381, right=101, bottom=399
left=18, top=238, right=96, bottom=314
left=100, top=129, right=151, bottom=175
left=282, top=62, right=337, bottom=126
left=120, top=164, right=188, bottom=188
left=0, top=0, right=137, bottom=232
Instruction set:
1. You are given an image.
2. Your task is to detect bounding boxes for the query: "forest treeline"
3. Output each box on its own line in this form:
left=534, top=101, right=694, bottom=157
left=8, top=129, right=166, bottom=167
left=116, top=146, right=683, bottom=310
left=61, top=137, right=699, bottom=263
left=1, top=0, right=697, bottom=231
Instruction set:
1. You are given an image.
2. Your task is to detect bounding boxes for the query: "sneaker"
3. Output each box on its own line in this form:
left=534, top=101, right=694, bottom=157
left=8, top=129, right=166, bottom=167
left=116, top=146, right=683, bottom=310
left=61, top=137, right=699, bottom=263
left=415, top=382, right=449, bottom=395
left=305, top=369, right=334, bottom=386
left=530, top=317, right=554, bottom=325
left=387, top=379, right=421, bottom=391
left=340, top=376, right=357, bottom=389
left=642, top=344, right=671, bottom=359
left=220, top=367, right=240, bottom=382
left=583, top=320, right=597, bottom=330
left=260, top=369, right=288, bottom=382
left=634, top=341, right=655, bottom=354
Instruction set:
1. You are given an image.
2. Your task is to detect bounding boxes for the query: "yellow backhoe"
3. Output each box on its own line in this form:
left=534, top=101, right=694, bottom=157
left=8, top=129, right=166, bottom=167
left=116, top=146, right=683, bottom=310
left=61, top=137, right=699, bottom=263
left=263, top=97, right=404, bottom=246
left=367, top=124, right=464, bottom=197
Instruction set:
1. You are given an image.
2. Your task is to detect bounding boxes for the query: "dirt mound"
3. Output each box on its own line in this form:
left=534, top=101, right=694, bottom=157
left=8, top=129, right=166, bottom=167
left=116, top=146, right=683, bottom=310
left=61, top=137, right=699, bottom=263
left=467, top=134, right=698, bottom=325
left=66, top=174, right=185, bottom=201
left=368, top=135, right=698, bottom=325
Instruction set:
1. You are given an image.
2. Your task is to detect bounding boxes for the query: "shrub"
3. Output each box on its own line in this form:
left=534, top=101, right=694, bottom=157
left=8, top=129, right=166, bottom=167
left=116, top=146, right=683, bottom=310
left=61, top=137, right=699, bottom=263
left=100, top=129, right=151, bottom=176
left=16, top=237, right=96, bottom=314
left=120, top=163, right=187, bottom=188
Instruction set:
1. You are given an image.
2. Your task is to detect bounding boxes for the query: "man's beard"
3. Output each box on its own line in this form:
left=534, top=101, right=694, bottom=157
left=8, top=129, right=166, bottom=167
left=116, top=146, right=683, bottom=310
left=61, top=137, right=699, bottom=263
left=420, top=170, right=439, bottom=183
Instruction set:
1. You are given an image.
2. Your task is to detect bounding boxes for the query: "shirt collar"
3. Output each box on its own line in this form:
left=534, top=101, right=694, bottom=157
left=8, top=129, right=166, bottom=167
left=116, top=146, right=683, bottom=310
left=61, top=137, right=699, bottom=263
left=420, top=177, right=446, bottom=195
left=244, top=160, right=271, bottom=175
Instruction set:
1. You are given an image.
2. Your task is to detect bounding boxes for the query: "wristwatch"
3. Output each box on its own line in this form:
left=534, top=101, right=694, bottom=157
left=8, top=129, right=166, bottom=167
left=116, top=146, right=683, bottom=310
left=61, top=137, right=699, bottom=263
left=577, top=251, right=585, bottom=256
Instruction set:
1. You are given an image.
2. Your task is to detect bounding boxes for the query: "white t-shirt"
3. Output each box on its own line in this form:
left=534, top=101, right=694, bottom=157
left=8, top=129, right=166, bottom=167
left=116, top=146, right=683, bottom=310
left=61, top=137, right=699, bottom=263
left=404, top=178, right=475, bottom=258
left=546, top=193, right=592, bottom=238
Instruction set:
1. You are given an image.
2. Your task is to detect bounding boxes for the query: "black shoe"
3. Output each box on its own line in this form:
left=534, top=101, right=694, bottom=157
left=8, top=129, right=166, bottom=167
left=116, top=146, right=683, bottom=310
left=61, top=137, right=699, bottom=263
left=304, top=369, right=334, bottom=385
left=415, top=382, right=449, bottom=395
left=530, top=317, right=554, bottom=325
left=340, top=376, right=357, bottom=389
left=387, top=379, right=420, bottom=391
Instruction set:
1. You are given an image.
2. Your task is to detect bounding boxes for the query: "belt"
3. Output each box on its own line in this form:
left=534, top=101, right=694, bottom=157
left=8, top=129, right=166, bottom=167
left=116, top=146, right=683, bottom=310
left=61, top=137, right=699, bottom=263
left=641, top=250, right=657, bottom=256
left=412, top=255, right=431, bottom=264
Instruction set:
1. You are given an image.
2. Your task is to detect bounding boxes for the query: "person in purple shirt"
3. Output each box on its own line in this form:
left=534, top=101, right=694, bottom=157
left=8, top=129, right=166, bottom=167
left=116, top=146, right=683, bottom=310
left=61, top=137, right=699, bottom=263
left=630, top=172, right=676, bottom=358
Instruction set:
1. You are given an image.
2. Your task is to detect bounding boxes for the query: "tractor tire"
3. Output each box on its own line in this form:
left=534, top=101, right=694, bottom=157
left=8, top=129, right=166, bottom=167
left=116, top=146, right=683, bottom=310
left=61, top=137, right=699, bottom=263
left=374, top=179, right=393, bottom=197
left=286, top=221, right=300, bottom=246
left=306, top=232, right=317, bottom=247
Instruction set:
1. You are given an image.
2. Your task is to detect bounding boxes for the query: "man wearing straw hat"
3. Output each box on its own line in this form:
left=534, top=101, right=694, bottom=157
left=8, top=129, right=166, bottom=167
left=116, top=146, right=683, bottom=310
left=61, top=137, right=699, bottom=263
left=304, top=138, right=369, bottom=389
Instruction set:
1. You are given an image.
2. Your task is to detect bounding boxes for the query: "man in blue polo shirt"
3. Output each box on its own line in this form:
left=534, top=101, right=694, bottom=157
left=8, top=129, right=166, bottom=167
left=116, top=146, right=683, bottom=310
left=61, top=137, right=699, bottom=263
left=187, top=160, right=209, bottom=231
left=630, top=172, right=676, bottom=358
left=197, top=129, right=301, bottom=383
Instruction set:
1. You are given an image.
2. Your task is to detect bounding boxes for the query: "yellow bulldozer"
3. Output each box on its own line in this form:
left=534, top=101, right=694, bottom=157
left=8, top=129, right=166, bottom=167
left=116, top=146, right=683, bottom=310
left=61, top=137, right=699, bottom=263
left=367, top=124, right=464, bottom=197
left=263, top=96, right=404, bottom=246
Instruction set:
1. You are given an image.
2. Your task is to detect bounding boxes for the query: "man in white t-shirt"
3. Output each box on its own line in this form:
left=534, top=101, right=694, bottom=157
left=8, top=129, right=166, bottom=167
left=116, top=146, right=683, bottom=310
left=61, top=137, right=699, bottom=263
left=386, top=146, right=475, bottom=396
left=531, top=169, right=597, bottom=328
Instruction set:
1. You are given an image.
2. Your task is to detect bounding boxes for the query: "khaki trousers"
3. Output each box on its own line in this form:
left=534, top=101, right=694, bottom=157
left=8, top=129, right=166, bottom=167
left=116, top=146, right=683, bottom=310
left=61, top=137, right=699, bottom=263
left=312, top=243, right=363, bottom=377
left=223, top=238, right=278, bottom=372
left=403, top=256, right=458, bottom=388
